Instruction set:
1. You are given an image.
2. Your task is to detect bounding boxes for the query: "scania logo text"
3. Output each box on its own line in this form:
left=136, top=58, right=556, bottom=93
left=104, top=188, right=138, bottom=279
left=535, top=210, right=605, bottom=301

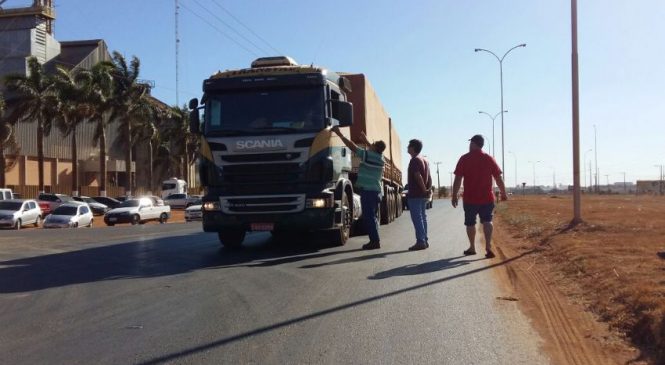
left=236, top=140, right=284, bottom=150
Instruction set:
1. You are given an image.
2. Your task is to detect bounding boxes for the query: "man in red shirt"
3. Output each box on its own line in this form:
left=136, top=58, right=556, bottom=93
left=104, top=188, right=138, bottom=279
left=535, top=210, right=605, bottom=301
left=452, top=135, right=507, bottom=258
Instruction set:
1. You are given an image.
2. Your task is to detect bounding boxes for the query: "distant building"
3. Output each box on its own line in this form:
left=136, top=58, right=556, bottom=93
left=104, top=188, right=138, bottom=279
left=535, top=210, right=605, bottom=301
left=0, top=1, right=174, bottom=195
left=636, top=180, right=664, bottom=195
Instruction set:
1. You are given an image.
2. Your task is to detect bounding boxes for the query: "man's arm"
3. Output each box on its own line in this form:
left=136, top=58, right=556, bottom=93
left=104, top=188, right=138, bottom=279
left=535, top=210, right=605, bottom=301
left=331, top=126, right=359, bottom=151
left=451, top=175, right=463, bottom=208
left=494, top=173, right=508, bottom=201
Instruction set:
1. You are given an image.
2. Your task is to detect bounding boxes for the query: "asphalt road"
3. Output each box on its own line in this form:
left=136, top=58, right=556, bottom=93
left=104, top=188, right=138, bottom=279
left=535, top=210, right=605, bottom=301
left=0, top=203, right=549, bottom=365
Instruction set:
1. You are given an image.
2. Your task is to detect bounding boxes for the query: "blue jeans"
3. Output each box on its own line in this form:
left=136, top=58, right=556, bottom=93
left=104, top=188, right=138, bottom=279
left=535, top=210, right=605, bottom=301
left=408, top=198, right=428, bottom=243
left=360, top=190, right=381, bottom=243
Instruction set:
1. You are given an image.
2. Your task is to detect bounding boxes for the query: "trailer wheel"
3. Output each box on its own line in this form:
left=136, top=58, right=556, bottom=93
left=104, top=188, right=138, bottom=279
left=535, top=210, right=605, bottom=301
left=380, top=194, right=389, bottom=225
left=331, top=190, right=351, bottom=246
left=219, top=230, right=245, bottom=249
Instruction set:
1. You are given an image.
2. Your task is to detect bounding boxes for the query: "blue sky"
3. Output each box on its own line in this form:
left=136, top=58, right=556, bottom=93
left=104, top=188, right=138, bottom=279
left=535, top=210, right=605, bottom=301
left=6, top=0, right=664, bottom=186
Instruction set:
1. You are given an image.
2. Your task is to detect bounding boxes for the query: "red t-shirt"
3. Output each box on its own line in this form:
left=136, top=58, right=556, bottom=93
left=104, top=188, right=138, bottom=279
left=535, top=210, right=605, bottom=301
left=454, top=150, right=501, bottom=204
left=408, top=156, right=431, bottom=198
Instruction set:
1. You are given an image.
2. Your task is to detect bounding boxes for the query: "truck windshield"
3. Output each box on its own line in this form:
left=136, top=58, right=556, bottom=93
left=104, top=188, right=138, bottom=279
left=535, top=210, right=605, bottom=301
left=205, top=87, right=324, bottom=135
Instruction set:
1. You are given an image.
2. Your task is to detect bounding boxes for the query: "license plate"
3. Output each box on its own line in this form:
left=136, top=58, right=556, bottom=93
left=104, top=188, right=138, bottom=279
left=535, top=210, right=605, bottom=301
left=251, top=223, right=274, bottom=231
left=109, top=217, right=117, bottom=222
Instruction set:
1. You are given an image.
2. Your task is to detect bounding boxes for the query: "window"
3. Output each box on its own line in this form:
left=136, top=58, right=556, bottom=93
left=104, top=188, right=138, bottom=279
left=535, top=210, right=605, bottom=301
left=29, top=202, right=37, bottom=210
left=80, top=206, right=90, bottom=214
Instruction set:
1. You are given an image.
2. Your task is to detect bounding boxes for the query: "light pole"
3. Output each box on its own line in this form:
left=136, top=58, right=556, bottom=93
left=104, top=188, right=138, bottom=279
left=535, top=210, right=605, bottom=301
left=583, top=148, right=592, bottom=191
left=508, top=150, right=517, bottom=189
left=655, top=165, right=664, bottom=195
left=594, top=124, right=599, bottom=193
left=478, top=110, right=507, bottom=158
left=475, top=43, right=526, bottom=180
left=549, top=166, right=556, bottom=190
left=434, top=162, right=442, bottom=196
left=528, top=160, right=541, bottom=193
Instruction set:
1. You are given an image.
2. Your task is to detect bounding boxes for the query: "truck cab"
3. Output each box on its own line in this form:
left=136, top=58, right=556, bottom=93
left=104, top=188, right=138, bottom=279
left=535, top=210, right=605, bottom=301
left=190, top=56, right=358, bottom=247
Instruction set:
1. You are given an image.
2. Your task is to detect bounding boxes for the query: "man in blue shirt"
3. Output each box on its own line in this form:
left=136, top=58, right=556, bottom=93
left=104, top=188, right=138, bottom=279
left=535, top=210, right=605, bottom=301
left=332, top=126, right=386, bottom=249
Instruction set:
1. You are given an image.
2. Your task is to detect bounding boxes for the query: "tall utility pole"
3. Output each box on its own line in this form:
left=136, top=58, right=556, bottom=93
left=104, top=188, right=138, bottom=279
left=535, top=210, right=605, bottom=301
left=622, top=172, right=626, bottom=193
left=583, top=148, right=592, bottom=191
left=529, top=160, right=541, bottom=192
left=571, top=0, right=582, bottom=221
left=475, top=44, right=526, bottom=179
left=175, top=0, right=180, bottom=107
left=656, top=165, right=664, bottom=195
left=434, top=162, right=442, bottom=196
left=605, top=174, right=610, bottom=192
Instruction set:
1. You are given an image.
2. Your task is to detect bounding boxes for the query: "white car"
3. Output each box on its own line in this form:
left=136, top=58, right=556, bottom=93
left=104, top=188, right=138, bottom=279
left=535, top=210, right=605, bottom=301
left=104, top=198, right=171, bottom=226
left=43, top=202, right=94, bottom=228
left=184, top=204, right=202, bottom=222
left=0, top=199, right=42, bottom=229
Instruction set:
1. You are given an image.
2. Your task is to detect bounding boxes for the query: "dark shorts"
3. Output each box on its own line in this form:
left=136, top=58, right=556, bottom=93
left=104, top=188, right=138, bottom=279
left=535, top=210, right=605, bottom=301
left=463, top=203, right=495, bottom=226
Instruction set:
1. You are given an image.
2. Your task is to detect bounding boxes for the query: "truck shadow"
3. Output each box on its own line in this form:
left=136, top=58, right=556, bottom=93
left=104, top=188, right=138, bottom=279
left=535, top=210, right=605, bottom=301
left=0, top=232, right=362, bottom=294
left=367, top=256, right=485, bottom=279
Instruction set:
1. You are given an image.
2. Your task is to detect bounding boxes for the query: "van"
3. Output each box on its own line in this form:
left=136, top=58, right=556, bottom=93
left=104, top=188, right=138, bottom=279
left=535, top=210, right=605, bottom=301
left=0, top=188, right=13, bottom=201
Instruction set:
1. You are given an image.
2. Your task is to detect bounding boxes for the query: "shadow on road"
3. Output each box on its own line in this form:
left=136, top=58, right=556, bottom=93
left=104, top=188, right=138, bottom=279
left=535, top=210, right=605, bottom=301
left=0, top=231, right=359, bottom=294
left=367, top=255, right=485, bottom=279
left=138, top=250, right=536, bottom=365
left=299, top=249, right=410, bottom=269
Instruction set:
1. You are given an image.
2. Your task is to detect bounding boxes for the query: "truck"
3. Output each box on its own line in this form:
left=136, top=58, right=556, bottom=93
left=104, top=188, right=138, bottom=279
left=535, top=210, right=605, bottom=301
left=188, top=56, right=403, bottom=248
left=161, top=178, right=187, bottom=199
left=103, top=197, right=171, bottom=226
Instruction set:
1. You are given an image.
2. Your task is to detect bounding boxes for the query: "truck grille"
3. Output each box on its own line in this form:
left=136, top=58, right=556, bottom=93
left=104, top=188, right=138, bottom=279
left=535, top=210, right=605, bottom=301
left=221, top=194, right=305, bottom=214
left=221, top=153, right=301, bottom=163
left=222, top=163, right=302, bottom=184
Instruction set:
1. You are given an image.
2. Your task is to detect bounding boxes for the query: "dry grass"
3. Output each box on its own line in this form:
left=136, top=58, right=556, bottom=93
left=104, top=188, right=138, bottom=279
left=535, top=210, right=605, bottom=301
left=495, top=195, right=665, bottom=363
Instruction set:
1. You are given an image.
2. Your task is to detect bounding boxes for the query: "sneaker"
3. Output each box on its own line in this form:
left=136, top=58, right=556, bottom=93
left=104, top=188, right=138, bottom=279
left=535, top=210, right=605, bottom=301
left=408, top=242, right=427, bottom=251
left=362, top=241, right=381, bottom=250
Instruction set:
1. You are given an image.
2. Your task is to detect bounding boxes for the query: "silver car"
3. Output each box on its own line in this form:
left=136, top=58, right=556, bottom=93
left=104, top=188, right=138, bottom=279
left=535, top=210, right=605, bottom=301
left=184, top=204, right=202, bottom=222
left=43, top=202, right=94, bottom=228
left=0, top=199, right=42, bottom=229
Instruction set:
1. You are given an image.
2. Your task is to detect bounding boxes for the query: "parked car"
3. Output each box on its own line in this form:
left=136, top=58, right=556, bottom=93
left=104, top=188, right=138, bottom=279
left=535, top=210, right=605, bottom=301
left=0, top=199, right=42, bottom=229
left=91, top=196, right=121, bottom=209
left=184, top=203, right=202, bottom=222
left=104, top=198, right=171, bottom=226
left=164, top=193, right=189, bottom=209
left=37, top=193, right=74, bottom=215
left=115, top=196, right=131, bottom=202
left=186, top=195, right=202, bottom=208
left=43, top=202, right=94, bottom=228
left=72, top=196, right=109, bottom=215
left=142, top=195, right=165, bottom=206
left=401, top=184, right=434, bottom=210
left=0, top=188, right=14, bottom=200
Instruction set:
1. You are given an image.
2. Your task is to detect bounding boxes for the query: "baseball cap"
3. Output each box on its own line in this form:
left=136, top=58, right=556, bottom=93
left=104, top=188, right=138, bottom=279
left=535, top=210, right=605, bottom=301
left=469, top=134, right=484, bottom=147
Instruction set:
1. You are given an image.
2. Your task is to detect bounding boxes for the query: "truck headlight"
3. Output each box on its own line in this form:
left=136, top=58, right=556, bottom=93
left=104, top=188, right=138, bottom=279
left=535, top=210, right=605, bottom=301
left=203, top=201, right=221, bottom=211
left=306, top=197, right=334, bottom=208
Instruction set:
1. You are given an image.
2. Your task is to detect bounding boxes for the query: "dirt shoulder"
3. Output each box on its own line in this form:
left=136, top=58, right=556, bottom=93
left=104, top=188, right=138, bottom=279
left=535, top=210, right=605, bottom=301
left=490, top=195, right=664, bottom=364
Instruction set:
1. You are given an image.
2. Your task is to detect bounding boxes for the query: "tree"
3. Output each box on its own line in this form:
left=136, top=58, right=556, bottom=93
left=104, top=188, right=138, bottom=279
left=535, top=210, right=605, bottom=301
left=79, top=61, right=114, bottom=196
left=0, top=94, right=21, bottom=188
left=52, top=66, right=90, bottom=196
left=108, top=51, right=147, bottom=196
left=164, top=106, right=199, bottom=185
left=3, top=57, right=57, bottom=192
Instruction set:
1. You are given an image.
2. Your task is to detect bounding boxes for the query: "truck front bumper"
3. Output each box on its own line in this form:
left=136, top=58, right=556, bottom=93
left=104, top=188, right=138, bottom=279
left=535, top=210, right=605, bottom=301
left=202, top=208, right=336, bottom=232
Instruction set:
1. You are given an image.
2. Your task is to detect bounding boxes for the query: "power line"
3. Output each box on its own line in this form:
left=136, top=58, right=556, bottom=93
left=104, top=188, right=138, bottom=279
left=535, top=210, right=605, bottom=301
left=208, top=0, right=282, bottom=55
left=189, top=0, right=270, bottom=55
left=179, top=2, right=259, bottom=57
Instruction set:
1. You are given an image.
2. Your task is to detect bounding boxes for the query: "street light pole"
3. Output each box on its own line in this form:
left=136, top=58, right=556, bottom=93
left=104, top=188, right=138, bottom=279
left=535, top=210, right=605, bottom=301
left=594, top=124, right=599, bottom=193
left=528, top=160, right=541, bottom=193
left=508, top=150, right=517, bottom=189
left=478, top=110, right=507, bottom=158
left=434, top=162, right=442, bottom=196
left=475, top=44, right=526, bottom=180
left=583, top=148, right=592, bottom=191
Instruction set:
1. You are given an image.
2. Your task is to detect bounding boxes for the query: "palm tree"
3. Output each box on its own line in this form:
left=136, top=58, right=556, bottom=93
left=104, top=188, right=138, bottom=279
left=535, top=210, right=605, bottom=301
left=52, top=66, right=89, bottom=196
left=79, top=61, right=114, bottom=196
left=3, top=57, right=57, bottom=192
left=166, top=105, right=199, bottom=186
left=108, top=51, right=147, bottom=196
left=0, top=94, right=21, bottom=188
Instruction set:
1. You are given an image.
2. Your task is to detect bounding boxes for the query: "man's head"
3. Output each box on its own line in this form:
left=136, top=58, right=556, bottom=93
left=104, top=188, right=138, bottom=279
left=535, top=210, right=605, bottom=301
left=407, top=139, right=423, bottom=157
left=371, top=140, right=386, bottom=154
left=469, top=134, right=484, bottom=151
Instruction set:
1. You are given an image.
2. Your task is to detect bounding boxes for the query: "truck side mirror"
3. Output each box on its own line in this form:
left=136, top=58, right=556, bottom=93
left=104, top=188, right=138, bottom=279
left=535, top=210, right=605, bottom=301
left=331, top=100, right=353, bottom=127
left=189, top=98, right=201, bottom=135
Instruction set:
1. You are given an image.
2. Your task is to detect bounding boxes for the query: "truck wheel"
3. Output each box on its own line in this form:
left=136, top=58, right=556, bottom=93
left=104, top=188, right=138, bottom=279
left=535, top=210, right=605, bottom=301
left=219, top=230, right=245, bottom=249
left=380, top=195, right=389, bottom=225
left=331, top=190, right=351, bottom=246
left=131, top=214, right=140, bottom=225
left=159, top=213, right=168, bottom=224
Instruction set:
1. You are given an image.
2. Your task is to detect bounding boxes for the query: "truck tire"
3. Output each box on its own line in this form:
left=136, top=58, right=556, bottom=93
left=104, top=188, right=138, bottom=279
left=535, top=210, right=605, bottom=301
left=331, top=190, right=351, bottom=246
left=131, top=214, right=140, bottom=225
left=380, top=195, right=389, bottom=225
left=219, top=230, right=245, bottom=249
left=159, top=213, right=168, bottom=224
